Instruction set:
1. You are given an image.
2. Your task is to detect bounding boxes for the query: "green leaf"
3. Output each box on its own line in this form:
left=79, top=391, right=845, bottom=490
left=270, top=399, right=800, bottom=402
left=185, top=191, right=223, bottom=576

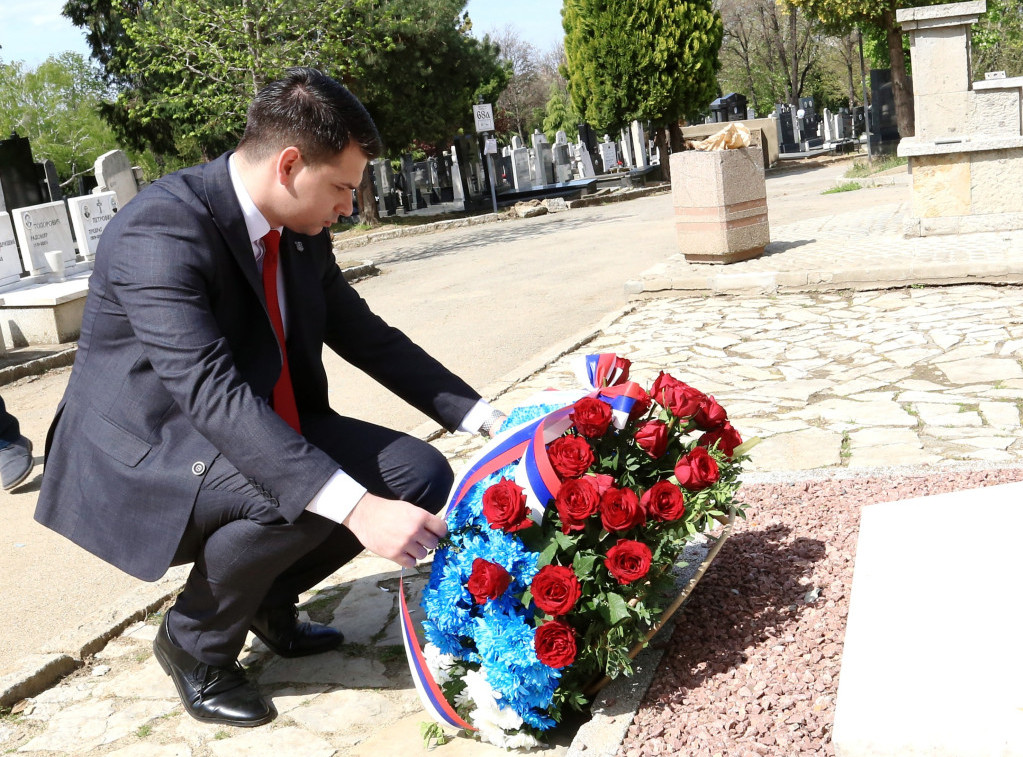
left=605, top=592, right=631, bottom=625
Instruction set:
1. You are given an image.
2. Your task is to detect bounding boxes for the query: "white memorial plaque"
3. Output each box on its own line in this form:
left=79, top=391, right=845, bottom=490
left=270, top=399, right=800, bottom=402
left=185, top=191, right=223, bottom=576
left=0, top=213, right=24, bottom=287
left=68, top=191, right=117, bottom=260
left=599, top=141, right=618, bottom=172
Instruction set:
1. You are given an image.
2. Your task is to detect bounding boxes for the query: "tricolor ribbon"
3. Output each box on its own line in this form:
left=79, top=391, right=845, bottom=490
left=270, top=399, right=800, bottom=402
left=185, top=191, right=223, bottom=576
left=401, top=353, right=647, bottom=731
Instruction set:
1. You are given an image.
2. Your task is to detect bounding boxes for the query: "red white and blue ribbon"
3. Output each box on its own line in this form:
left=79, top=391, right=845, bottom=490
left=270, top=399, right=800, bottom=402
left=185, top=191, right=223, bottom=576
left=401, top=353, right=646, bottom=731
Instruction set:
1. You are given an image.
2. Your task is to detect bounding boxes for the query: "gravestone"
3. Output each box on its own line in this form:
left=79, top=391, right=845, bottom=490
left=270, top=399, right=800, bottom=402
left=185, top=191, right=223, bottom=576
left=12, top=200, right=77, bottom=276
left=630, top=121, right=648, bottom=168
left=0, top=213, right=24, bottom=287
left=94, top=149, right=138, bottom=208
left=0, top=134, right=46, bottom=212
left=511, top=135, right=524, bottom=150
left=552, top=142, right=573, bottom=183
left=574, top=142, right=596, bottom=178
left=598, top=137, right=618, bottom=173
left=511, top=148, right=532, bottom=191
left=531, top=131, right=552, bottom=188
left=822, top=108, right=835, bottom=142
left=41, top=160, right=64, bottom=202
left=869, top=69, right=903, bottom=152
left=555, top=130, right=568, bottom=145
left=67, top=191, right=117, bottom=261
left=619, top=128, right=634, bottom=168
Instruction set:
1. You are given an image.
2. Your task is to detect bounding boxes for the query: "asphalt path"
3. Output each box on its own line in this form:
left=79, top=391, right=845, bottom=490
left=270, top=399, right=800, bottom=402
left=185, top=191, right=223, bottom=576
left=0, top=157, right=888, bottom=675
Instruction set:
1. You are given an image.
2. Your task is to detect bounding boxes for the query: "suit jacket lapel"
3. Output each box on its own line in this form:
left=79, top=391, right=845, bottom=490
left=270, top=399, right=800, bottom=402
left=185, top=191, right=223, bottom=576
left=201, top=152, right=265, bottom=304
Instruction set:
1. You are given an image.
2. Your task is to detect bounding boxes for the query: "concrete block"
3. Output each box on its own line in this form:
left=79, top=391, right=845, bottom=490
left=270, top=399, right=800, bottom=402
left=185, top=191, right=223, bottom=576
left=833, top=481, right=1023, bottom=757
left=0, top=274, right=90, bottom=346
left=910, top=154, right=972, bottom=217
left=968, top=90, right=1022, bottom=137
left=970, top=147, right=1023, bottom=213
left=914, top=91, right=973, bottom=140
left=908, top=24, right=974, bottom=96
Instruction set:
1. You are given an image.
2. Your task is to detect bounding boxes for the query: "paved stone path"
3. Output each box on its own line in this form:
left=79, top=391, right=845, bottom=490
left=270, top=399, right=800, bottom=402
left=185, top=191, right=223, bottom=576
left=6, top=161, right=1023, bottom=755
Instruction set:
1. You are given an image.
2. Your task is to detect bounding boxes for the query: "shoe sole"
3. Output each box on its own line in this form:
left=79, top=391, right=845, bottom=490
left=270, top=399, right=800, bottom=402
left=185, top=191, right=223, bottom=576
left=153, top=637, right=276, bottom=728
left=2, top=439, right=33, bottom=491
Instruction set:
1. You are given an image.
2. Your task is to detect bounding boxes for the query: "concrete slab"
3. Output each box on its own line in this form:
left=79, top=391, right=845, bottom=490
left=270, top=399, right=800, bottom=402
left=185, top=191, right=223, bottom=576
left=833, top=481, right=1023, bottom=756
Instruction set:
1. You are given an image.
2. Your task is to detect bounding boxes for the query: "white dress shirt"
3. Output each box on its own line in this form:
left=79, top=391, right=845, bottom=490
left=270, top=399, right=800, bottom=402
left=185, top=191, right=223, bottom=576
left=227, top=155, right=495, bottom=525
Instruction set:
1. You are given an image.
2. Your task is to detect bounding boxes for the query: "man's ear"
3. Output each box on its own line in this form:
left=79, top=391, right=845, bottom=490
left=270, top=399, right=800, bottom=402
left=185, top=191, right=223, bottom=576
left=275, top=146, right=303, bottom=186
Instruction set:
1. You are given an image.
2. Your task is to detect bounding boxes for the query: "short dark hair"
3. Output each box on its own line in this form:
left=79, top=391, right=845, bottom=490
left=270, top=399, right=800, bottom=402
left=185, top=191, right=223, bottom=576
left=237, top=67, right=383, bottom=164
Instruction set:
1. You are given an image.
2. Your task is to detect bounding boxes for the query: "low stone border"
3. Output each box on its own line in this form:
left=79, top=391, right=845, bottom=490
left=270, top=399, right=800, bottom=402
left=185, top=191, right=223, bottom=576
left=332, top=212, right=503, bottom=253
left=566, top=184, right=669, bottom=209
left=0, top=347, right=77, bottom=388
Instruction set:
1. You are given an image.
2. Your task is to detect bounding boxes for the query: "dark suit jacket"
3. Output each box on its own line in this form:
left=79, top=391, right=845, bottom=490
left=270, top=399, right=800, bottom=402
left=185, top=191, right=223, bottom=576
left=35, top=152, right=480, bottom=581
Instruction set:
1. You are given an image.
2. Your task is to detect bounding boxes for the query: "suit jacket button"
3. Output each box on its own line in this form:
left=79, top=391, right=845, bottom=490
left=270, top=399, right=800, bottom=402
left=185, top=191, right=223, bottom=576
left=191, top=461, right=207, bottom=476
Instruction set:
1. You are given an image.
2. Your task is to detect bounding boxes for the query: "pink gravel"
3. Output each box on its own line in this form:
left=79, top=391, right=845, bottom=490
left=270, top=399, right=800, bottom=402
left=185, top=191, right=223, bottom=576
left=617, top=467, right=1023, bottom=757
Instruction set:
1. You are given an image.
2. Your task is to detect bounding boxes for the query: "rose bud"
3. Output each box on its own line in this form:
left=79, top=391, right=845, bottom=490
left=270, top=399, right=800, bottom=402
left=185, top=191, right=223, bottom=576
left=534, top=620, right=578, bottom=668
left=599, top=486, right=646, bottom=533
left=605, top=540, right=653, bottom=585
left=694, top=395, right=728, bottom=431
left=531, top=565, right=582, bottom=615
left=570, top=396, right=613, bottom=438
left=641, top=480, right=686, bottom=521
left=547, top=435, right=595, bottom=479
left=634, top=419, right=668, bottom=458
left=674, top=447, right=720, bottom=490
left=467, top=558, right=512, bottom=604
left=553, top=477, right=600, bottom=533
left=481, top=477, right=532, bottom=532
left=699, top=421, right=743, bottom=457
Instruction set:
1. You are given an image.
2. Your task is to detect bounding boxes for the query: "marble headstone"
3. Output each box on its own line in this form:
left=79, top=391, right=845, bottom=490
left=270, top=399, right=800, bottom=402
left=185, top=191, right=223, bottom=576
left=11, top=201, right=76, bottom=276
left=0, top=213, right=24, bottom=287
left=94, top=149, right=139, bottom=208
left=68, top=191, right=117, bottom=260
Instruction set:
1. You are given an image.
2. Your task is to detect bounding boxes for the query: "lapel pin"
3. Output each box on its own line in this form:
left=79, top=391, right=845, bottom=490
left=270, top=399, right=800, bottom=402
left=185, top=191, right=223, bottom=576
left=295, top=241, right=304, bottom=252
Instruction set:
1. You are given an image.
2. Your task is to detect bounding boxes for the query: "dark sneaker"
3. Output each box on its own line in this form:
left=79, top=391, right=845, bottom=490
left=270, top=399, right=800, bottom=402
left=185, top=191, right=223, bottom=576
left=0, top=436, right=33, bottom=491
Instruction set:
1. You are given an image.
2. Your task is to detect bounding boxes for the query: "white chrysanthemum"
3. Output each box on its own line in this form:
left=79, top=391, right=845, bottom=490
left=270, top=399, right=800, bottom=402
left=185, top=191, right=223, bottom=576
left=460, top=669, right=541, bottom=749
left=423, top=642, right=458, bottom=686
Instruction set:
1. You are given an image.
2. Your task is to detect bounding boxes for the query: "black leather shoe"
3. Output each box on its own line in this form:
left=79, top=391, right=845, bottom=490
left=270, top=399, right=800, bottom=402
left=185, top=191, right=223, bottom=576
left=153, top=618, right=275, bottom=727
left=250, top=604, right=343, bottom=658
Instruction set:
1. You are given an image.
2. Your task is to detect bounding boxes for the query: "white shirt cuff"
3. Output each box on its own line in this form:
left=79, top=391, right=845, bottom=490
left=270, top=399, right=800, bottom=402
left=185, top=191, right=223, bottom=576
left=305, top=469, right=368, bottom=525
left=457, top=399, right=497, bottom=434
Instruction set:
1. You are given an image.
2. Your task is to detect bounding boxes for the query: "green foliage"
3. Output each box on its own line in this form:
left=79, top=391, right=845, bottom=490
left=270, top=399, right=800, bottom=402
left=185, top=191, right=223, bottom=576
left=0, top=52, right=120, bottom=186
left=349, top=0, right=509, bottom=156
left=973, top=0, right=1023, bottom=76
left=420, top=721, right=451, bottom=748
left=562, top=0, right=723, bottom=131
left=822, top=181, right=862, bottom=193
left=541, top=83, right=576, bottom=142
left=844, top=154, right=905, bottom=176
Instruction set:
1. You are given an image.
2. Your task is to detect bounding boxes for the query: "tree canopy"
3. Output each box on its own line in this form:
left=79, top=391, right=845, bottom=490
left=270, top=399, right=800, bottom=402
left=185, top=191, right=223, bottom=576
left=562, top=0, right=722, bottom=133
left=0, top=53, right=119, bottom=186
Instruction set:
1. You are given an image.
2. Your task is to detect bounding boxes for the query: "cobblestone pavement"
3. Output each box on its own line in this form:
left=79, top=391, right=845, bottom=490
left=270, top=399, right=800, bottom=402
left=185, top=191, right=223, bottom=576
left=6, top=167, right=1023, bottom=755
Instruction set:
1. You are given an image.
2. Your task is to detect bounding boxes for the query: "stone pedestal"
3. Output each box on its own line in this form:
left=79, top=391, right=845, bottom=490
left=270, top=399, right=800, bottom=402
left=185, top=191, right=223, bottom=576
left=897, top=0, right=1023, bottom=236
left=670, top=146, right=769, bottom=264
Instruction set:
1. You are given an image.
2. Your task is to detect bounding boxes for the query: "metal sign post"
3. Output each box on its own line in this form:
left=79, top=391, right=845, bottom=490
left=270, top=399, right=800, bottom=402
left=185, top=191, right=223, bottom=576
left=474, top=102, right=499, bottom=215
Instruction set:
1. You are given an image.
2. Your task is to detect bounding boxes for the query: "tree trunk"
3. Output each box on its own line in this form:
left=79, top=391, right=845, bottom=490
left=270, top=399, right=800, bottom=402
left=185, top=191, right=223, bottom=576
left=668, top=121, right=685, bottom=152
left=885, top=11, right=915, bottom=138
left=357, top=163, right=379, bottom=226
left=655, top=126, right=670, bottom=182
left=790, top=8, right=799, bottom=106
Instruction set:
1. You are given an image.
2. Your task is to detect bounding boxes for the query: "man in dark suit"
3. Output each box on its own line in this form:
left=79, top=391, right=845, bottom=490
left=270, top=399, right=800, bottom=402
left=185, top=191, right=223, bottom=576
left=35, top=68, right=505, bottom=728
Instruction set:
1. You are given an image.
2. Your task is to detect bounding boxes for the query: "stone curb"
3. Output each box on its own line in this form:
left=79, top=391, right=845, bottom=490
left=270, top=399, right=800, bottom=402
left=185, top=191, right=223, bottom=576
left=0, top=347, right=77, bottom=389
left=0, top=566, right=189, bottom=708
left=565, top=184, right=669, bottom=210
left=332, top=212, right=503, bottom=253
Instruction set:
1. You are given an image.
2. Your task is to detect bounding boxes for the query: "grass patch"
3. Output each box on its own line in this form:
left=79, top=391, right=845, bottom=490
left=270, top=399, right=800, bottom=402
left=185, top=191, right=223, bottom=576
left=823, top=182, right=862, bottom=194
left=135, top=724, right=152, bottom=738
left=840, top=432, right=852, bottom=461
left=844, top=155, right=907, bottom=178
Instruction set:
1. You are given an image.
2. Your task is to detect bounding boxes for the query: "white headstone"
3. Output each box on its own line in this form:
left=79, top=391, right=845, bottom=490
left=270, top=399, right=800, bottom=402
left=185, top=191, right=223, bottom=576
left=555, top=130, right=569, bottom=144
left=511, top=135, right=524, bottom=150
left=822, top=108, right=835, bottom=142
left=598, top=140, right=618, bottom=173
left=68, top=191, right=117, bottom=261
left=511, top=148, right=532, bottom=191
left=553, top=143, right=573, bottom=183
left=619, top=128, right=634, bottom=168
left=94, top=149, right=138, bottom=208
left=574, top=143, right=596, bottom=178
left=12, top=201, right=76, bottom=276
left=531, top=131, right=551, bottom=188
left=630, top=121, right=648, bottom=167
left=0, top=213, right=24, bottom=288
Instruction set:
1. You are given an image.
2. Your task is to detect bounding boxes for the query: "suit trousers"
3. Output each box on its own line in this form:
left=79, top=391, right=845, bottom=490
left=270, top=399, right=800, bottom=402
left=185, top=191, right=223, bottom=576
left=166, top=411, right=454, bottom=667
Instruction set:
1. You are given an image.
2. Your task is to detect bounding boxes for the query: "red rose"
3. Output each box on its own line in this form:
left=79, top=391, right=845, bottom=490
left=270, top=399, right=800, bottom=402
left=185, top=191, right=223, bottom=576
left=585, top=473, right=615, bottom=496
left=553, top=477, right=599, bottom=533
left=694, top=395, right=728, bottom=431
left=634, top=420, right=668, bottom=458
left=641, top=480, right=686, bottom=521
left=599, top=486, right=646, bottom=533
left=482, top=477, right=532, bottom=532
left=628, top=385, right=652, bottom=421
left=649, top=372, right=704, bottom=418
left=605, top=540, right=652, bottom=585
left=530, top=565, right=582, bottom=616
left=467, top=558, right=511, bottom=604
left=547, top=435, right=595, bottom=479
left=570, top=397, right=613, bottom=438
left=674, top=447, right=720, bottom=490
left=699, top=422, right=743, bottom=457
left=534, top=620, right=578, bottom=668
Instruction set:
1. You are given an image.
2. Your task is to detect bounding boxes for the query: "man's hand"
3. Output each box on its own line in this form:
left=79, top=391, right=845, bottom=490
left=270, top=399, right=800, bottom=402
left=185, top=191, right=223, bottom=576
left=343, top=492, right=447, bottom=569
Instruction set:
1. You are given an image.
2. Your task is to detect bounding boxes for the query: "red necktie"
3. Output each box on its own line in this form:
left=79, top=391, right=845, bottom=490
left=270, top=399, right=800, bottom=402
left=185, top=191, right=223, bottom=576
left=261, top=230, right=301, bottom=433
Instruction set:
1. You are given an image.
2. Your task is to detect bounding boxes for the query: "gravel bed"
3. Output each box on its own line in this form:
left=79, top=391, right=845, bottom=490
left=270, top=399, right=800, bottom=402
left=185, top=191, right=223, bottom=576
left=617, top=467, right=1023, bottom=756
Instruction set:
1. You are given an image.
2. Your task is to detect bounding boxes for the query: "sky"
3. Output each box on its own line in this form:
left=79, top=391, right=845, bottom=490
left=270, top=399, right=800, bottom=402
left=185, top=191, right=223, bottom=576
left=0, top=0, right=565, bottom=69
